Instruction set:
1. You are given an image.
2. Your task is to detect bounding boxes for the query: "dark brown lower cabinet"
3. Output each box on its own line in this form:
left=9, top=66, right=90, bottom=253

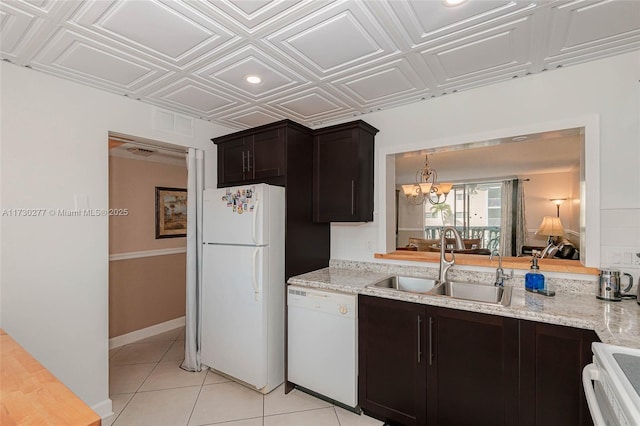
left=520, top=321, right=599, bottom=426
left=359, top=295, right=427, bottom=426
left=358, top=295, right=600, bottom=426
left=427, top=307, right=519, bottom=426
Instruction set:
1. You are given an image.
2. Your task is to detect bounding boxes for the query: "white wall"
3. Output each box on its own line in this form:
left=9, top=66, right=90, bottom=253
left=330, top=51, right=640, bottom=268
left=0, top=63, right=234, bottom=413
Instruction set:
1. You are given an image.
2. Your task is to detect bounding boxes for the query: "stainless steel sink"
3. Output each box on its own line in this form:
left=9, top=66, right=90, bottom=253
left=367, top=276, right=437, bottom=293
left=427, top=281, right=512, bottom=306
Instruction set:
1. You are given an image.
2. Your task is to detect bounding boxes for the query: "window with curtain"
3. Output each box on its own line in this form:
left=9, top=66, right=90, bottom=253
left=424, top=181, right=503, bottom=250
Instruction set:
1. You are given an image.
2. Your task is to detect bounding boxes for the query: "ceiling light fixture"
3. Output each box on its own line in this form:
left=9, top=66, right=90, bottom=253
left=401, top=154, right=453, bottom=205
left=443, top=0, right=468, bottom=6
left=246, top=75, right=261, bottom=84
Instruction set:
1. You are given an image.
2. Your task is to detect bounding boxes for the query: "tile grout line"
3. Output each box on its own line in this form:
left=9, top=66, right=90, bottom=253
left=110, top=341, right=162, bottom=426
left=198, top=415, right=264, bottom=426
left=185, top=373, right=206, bottom=426
left=111, top=328, right=378, bottom=425
left=109, top=392, right=134, bottom=426
left=334, top=406, right=343, bottom=426
left=263, top=405, right=339, bottom=418
left=133, top=332, right=182, bottom=393
left=109, top=331, right=183, bottom=425
left=133, top=357, right=162, bottom=393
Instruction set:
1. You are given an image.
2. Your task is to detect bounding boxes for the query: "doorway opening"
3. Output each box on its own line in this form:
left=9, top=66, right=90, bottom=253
left=107, top=132, right=188, bottom=370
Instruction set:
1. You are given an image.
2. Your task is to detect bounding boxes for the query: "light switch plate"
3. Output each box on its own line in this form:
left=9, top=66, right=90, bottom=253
left=603, top=246, right=640, bottom=270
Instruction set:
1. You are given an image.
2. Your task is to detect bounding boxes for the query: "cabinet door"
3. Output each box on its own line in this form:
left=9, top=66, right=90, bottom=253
left=520, top=321, right=599, bottom=426
left=358, top=295, right=427, bottom=426
left=252, top=128, right=284, bottom=180
left=314, top=128, right=360, bottom=222
left=427, top=306, right=519, bottom=426
left=219, top=136, right=250, bottom=185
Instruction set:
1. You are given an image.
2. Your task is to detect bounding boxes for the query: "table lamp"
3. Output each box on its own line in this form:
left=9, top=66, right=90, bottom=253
left=536, top=216, right=564, bottom=258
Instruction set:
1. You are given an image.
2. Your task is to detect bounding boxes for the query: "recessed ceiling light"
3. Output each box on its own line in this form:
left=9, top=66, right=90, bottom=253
left=512, top=136, right=528, bottom=142
left=246, top=75, right=261, bottom=84
left=443, top=0, right=468, bottom=6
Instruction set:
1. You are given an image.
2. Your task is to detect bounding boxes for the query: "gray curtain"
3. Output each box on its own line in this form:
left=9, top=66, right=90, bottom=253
left=499, top=179, right=527, bottom=256
left=181, top=148, right=204, bottom=372
left=499, top=180, right=514, bottom=256
left=515, top=181, right=528, bottom=256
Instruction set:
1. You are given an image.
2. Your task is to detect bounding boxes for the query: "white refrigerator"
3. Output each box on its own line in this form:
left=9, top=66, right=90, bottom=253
left=201, top=183, right=285, bottom=394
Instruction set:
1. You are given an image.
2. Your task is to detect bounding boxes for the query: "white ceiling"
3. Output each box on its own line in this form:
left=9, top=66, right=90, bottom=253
left=395, top=127, right=582, bottom=183
left=2, top=0, right=639, bottom=130
left=109, top=139, right=187, bottom=166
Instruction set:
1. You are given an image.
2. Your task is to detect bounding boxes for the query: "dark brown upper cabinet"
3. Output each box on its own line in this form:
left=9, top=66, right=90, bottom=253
left=313, top=120, right=378, bottom=222
left=213, top=121, right=307, bottom=188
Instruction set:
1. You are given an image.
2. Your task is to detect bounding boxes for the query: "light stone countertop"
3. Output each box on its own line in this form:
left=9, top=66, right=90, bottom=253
left=288, top=265, right=640, bottom=350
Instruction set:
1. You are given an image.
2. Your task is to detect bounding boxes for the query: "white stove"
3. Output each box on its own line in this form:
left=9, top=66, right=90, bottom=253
left=583, top=342, right=640, bottom=425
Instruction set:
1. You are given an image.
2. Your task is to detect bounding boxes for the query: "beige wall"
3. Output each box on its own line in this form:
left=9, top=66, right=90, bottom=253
left=109, top=254, right=186, bottom=337
left=109, top=156, right=187, bottom=338
left=523, top=170, right=580, bottom=247
left=109, top=156, right=187, bottom=254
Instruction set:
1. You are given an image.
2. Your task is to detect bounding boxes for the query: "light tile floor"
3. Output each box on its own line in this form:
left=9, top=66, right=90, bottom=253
left=107, top=327, right=383, bottom=426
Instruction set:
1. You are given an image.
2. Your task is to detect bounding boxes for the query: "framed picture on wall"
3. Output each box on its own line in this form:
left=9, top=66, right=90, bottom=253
left=155, top=187, right=187, bottom=238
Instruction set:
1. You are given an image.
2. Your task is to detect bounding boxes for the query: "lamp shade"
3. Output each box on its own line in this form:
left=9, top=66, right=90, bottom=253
left=536, top=216, right=564, bottom=236
left=435, top=182, right=453, bottom=195
left=418, top=182, right=433, bottom=193
left=402, top=184, right=418, bottom=197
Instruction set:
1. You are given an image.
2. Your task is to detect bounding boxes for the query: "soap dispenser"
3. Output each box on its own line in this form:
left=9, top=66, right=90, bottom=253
left=525, top=256, right=555, bottom=296
left=525, top=256, right=544, bottom=292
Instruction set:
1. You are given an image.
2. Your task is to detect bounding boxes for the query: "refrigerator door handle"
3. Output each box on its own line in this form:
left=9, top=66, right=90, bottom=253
left=252, top=200, right=260, bottom=244
left=252, top=247, right=259, bottom=301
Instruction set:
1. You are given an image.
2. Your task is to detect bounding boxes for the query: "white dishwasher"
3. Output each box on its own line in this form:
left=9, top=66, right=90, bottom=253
left=287, top=285, right=358, bottom=409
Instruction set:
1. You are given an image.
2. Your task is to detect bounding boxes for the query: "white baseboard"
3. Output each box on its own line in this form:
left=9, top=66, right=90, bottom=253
left=91, top=398, right=113, bottom=421
left=109, top=316, right=186, bottom=349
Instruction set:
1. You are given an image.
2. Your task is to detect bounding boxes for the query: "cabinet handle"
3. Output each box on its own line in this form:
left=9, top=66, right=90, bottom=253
left=417, top=315, right=422, bottom=364
left=351, top=180, right=355, bottom=215
left=428, top=316, right=434, bottom=366
left=242, top=151, right=246, bottom=172
left=246, top=151, right=252, bottom=172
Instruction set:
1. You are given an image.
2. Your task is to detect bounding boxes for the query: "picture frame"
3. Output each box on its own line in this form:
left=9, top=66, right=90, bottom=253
left=155, top=187, right=187, bottom=238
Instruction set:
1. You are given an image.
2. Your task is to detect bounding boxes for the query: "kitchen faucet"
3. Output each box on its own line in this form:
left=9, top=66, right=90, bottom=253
left=439, top=226, right=465, bottom=284
left=490, top=250, right=513, bottom=287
